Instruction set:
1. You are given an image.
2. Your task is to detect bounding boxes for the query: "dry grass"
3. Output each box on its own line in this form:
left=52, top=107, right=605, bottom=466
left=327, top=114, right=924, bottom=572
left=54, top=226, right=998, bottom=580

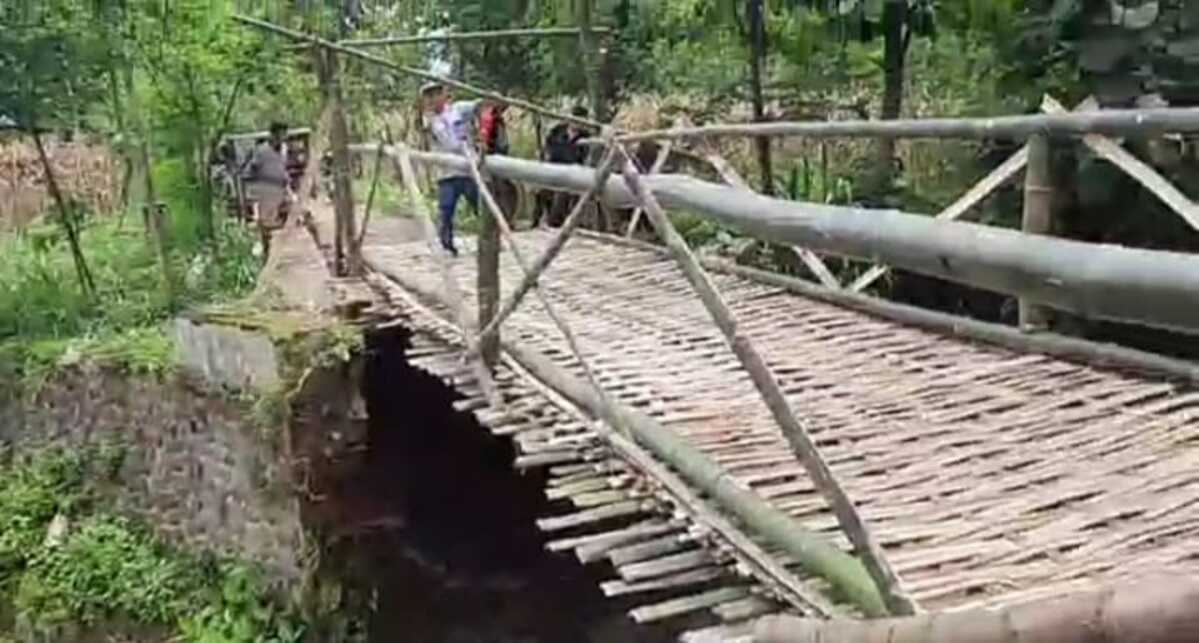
left=0, top=136, right=119, bottom=231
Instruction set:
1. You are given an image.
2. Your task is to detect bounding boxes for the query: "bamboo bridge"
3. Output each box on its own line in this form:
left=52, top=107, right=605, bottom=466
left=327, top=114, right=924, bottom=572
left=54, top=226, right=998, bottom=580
left=237, top=14, right=1199, bottom=643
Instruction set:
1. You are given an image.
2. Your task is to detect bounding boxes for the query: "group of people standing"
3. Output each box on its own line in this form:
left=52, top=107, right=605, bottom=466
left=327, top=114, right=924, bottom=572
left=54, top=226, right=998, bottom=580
left=420, top=81, right=592, bottom=256
left=236, top=85, right=593, bottom=259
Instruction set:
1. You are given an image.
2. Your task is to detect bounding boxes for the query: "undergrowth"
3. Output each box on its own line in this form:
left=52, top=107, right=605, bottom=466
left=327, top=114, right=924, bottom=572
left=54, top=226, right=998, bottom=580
left=0, top=208, right=260, bottom=392
left=0, top=448, right=304, bottom=642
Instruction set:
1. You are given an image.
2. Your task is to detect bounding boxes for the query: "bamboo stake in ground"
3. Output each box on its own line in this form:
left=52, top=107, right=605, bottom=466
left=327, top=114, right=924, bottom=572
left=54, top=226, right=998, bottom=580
left=353, top=140, right=386, bottom=252
left=392, top=147, right=502, bottom=409
left=476, top=153, right=502, bottom=370
left=467, top=149, right=620, bottom=360
left=752, top=576, right=1199, bottom=643
left=615, top=144, right=916, bottom=617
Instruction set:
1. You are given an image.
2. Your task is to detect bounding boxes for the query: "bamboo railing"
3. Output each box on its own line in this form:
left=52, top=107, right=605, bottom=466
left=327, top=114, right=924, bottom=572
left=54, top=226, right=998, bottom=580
left=239, top=14, right=1199, bottom=633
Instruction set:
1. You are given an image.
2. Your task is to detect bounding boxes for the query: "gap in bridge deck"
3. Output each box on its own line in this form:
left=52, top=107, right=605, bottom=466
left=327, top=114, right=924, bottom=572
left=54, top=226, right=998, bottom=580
left=322, top=326, right=680, bottom=643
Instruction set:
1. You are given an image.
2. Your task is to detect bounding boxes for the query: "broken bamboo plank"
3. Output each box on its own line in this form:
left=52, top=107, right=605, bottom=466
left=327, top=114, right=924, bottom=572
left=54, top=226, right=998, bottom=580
left=620, top=550, right=716, bottom=582
left=630, top=586, right=750, bottom=624
left=616, top=145, right=916, bottom=616
left=608, top=534, right=691, bottom=566
left=601, top=566, right=728, bottom=597
left=535, top=500, right=645, bottom=532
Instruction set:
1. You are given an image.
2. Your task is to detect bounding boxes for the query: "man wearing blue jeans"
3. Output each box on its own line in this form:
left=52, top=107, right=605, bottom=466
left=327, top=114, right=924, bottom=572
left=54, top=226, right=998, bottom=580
left=422, top=82, right=481, bottom=256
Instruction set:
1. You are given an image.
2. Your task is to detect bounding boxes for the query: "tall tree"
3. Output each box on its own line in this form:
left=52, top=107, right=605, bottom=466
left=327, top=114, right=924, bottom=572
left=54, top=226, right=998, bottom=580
left=747, top=0, right=774, bottom=194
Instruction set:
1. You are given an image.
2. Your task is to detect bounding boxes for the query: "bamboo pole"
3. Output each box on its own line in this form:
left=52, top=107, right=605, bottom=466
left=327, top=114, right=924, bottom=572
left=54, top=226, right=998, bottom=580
left=465, top=148, right=618, bottom=427
left=392, top=147, right=502, bottom=409
left=752, top=576, right=1199, bottom=643
left=613, top=145, right=916, bottom=616
left=233, top=15, right=603, bottom=130
left=466, top=150, right=621, bottom=360
left=476, top=160, right=501, bottom=370
left=625, top=141, right=672, bottom=237
left=606, top=107, right=1199, bottom=144
left=374, top=149, right=1199, bottom=334
left=340, top=27, right=612, bottom=47
left=353, top=141, right=385, bottom=252
left=323, top=49, right=359, bottom=277
left=1043, top=94, right=1199, bottom=231
left=369, top=263, right=885, bottom=616
left=1019, top=134, right=1053, bottom=331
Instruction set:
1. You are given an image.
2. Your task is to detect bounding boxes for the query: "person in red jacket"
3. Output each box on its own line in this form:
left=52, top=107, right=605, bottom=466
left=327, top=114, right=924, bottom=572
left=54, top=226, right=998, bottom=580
left=478, top=103, right=509, bottom=155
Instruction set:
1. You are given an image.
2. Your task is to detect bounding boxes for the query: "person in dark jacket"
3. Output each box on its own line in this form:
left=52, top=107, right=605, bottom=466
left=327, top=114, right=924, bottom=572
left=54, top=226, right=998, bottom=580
left=533, top=106, right=593, bottom=228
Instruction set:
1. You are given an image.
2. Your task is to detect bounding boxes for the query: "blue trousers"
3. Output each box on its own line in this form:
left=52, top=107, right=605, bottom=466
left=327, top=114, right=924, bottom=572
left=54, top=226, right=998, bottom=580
left=437, top=176, right=478, bottom=252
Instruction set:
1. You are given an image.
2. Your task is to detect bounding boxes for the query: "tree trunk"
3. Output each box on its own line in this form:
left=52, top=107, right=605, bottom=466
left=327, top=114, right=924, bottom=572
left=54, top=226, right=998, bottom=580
left=30, top=128, right=96, bottom=298
left=752, top=577, right=1199, bottom=643
left=577, top=0, right=607, bottom=123
left=878, top=0, right=907, bottom=181
left=748, top=0, right=775, bottom=195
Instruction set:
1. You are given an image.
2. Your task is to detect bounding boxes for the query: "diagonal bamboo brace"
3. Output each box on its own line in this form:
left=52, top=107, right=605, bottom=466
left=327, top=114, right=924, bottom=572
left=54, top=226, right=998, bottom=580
left=614, top=144, right=917, bottom=617
left=466, top=150, right=620, bottom=360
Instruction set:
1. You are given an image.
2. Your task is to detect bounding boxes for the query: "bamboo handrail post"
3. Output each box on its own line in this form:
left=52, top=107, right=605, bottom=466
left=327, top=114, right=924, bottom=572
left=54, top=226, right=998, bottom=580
left=392, top=146, right=502, bottom=409
left=1020, top=134, right=1053, bottom=331
left=476, top=151, right=502, bottom=370
left=467, top=149, right=620, bottom=360
left=614, top=143, right=917, bottom=617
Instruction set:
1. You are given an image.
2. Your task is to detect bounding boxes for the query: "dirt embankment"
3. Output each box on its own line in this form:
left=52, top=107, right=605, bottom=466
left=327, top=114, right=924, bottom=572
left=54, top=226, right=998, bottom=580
left=0, top=136, right=119, bottom=231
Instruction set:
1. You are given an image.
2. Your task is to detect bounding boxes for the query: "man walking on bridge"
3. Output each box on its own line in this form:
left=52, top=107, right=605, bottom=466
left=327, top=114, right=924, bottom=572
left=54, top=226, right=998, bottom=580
left=422, top=82, right=481, bottom=256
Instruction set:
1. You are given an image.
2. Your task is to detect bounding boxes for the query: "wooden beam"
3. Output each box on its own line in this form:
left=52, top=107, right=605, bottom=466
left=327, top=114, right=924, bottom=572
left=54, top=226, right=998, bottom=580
left=340, top=27, right=612, bottom=47
left=233, top=15, right=603, bottom=130
left=610, top=107, right=1199, bottom=144
left=615, top=145, right=916, bottom=616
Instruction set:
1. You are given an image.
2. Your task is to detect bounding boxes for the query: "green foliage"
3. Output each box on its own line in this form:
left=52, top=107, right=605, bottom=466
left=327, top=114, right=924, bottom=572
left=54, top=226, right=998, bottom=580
left=16, top=516, right=199, bottom=629
left=0, top=448, right=304, bottom=641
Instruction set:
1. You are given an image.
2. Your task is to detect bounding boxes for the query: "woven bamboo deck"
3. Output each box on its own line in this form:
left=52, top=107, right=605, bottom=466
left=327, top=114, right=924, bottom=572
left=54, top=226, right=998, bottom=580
left=362, top=220, right=1199, bottom=633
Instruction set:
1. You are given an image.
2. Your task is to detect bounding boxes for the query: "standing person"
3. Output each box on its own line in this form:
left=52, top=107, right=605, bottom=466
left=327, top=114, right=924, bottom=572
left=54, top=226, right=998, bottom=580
left=422, top=82, right=482, bottom=256
left=534, top=106, right=592, bottom=228
left=478, top=102, right=519, bottom=224
left=245, top=122, right=293, bottom=257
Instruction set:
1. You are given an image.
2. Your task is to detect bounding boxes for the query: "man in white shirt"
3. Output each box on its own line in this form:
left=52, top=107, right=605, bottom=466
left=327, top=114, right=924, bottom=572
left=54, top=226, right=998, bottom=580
left=422, top=82, right=481, bottom=256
